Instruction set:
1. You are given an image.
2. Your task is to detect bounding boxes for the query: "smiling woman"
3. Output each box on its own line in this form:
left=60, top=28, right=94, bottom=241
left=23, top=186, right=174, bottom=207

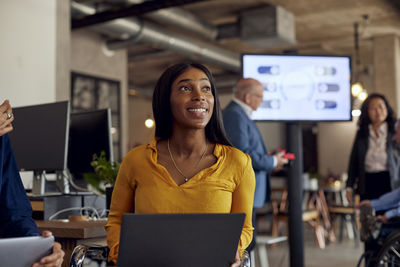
left=169, top=67, right=214, bottom=131
left=105, top=62, right=256, bottom=266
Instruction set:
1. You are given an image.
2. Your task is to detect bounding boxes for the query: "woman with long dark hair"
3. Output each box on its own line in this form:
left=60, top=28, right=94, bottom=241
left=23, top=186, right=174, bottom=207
left=347, top=93, right=400, bottom=203
left=106, top=63, right=255, bottom=266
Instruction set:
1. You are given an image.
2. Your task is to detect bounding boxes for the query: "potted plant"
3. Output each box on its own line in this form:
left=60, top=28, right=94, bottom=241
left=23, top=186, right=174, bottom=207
left=84, top=151, right=120, bottom=209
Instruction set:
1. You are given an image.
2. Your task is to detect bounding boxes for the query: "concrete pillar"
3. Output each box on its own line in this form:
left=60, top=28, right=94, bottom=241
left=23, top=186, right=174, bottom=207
left=373, top=35, right=400, bottom=113
left=55, top=0, right=71, bottom=101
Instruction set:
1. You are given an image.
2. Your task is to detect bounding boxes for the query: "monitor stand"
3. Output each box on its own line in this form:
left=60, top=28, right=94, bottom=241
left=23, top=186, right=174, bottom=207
left=32, top=171, right=45, bottom=195
left=56, top=170, right=70, bottom=194
left=32, top=170, right=70, bottom=195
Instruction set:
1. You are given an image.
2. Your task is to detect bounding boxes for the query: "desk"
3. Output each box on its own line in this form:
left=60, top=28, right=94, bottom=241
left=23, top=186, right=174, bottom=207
left=29, top=193, right=105, bottom=220
left=36, top=220, right=107, bottom=267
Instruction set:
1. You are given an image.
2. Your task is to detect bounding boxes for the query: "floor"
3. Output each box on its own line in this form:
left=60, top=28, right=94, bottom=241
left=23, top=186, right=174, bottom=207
left=259, top=224, right=364, bottom=267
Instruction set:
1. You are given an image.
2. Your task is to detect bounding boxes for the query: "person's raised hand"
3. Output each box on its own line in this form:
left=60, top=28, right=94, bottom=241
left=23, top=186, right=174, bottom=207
left=32, top=231, right=65, bottom=267
left=0, top=100, right=14, bottom=136
left=274, top=151, right=289, bottom=170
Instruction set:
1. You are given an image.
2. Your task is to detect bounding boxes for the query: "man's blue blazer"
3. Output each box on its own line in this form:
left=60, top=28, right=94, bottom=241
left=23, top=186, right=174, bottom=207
left=223, top=101, right=275, bottom=208
left=0, top=134, right=39, bottom=237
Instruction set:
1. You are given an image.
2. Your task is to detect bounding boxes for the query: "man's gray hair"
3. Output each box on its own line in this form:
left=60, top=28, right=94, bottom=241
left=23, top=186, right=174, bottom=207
left=234, top=78, right=262, bottom=100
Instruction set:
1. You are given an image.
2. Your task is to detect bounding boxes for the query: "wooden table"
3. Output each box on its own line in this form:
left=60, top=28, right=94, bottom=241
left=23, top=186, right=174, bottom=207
left=36, top=220, right=107, bottom=267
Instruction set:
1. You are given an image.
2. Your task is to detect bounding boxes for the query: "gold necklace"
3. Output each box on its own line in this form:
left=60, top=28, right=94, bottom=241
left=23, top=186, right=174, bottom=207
left=167, top=139, right=208, bottom=183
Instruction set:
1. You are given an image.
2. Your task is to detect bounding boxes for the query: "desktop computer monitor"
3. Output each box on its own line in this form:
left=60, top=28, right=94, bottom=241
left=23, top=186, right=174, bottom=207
left=8, top=101, right=70, bottom=195
left=67, top=109, right=113, bottom=187
left=9, top=101, right=70, bottom=172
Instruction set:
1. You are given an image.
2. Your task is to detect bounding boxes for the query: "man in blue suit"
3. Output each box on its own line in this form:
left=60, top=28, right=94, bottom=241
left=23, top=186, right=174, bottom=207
left=0, top=100, right=64, bottom=267
left=223, top=78, right=287, bottom=251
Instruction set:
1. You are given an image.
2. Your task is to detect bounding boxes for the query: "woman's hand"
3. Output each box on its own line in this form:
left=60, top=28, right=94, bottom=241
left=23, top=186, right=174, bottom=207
left=0, top=100, right=14, bottom=137
left=32, top=231, right=65, bottom=267
left=230, top=250, right=241, bottom=267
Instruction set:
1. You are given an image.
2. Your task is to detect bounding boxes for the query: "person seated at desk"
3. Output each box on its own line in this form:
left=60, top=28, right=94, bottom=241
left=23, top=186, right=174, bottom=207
left=106, top=63, right=256, bottom=266
left=0, top=100, right=65, bottom=267
left=359, top=187, right=400, bottom=266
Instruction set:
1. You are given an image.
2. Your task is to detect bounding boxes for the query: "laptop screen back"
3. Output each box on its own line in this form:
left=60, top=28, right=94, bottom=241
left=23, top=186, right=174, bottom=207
left=117, top=213, right=245, bottom=267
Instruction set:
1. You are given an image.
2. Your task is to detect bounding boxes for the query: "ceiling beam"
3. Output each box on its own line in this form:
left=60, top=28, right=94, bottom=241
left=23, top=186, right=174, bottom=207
left=72, top=0, right=205, bottom=29
left=387, top=0, right=400, bottom=13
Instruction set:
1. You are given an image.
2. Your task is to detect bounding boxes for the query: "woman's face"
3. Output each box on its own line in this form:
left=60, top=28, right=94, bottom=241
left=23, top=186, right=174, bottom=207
left=170, top=68, right=214, bottom=130
left=368, top=97, right=388, bottom=125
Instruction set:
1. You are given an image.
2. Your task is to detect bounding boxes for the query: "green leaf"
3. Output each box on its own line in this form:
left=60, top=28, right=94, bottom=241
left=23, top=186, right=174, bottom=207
left=86, top=150, right=120, bottom=188
left=83, top=172, right=105, bottom=194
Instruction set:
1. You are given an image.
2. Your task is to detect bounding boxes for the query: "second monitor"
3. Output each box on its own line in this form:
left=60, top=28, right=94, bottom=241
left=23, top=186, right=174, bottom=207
left=68, top=108, right=114, bottom=188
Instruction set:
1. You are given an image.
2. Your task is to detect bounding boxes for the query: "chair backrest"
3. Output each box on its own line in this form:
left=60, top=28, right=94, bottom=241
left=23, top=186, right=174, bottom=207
left=270, top=187, right=320, bottom=222
left=270, top=187, right=289, bottom=214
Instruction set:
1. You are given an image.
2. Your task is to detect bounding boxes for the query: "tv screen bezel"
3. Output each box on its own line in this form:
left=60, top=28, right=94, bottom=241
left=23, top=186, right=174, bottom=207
left=241, top=53, right=353, bottom=122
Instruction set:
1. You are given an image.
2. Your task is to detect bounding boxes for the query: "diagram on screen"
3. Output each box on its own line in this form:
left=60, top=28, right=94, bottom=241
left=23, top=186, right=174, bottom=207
left=242, top=55, right=351, bottom=121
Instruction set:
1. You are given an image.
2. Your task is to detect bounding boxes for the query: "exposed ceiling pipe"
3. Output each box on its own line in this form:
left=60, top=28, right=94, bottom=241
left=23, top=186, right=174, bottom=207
left=126, top=0, right=218, bottom=40
left=128, top=50, right=174, bottom=61
left=72, top=2, right=140, bottom=39
left=71, top=2, right=240, bottom=72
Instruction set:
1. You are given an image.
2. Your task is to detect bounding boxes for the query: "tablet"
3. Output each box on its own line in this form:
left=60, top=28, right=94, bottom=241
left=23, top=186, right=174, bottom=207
left=117, top=213, right=245, bottom=267
left=0, top=235, right=54, bottom=267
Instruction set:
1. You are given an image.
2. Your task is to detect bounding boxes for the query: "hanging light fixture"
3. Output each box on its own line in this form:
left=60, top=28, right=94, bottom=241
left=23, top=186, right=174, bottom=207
left=351, top=19, right=369, bottom=117
left=351, top=22, right=365, bottom=97
left=144, top=117, right=154, bottom=128
left=358, top=90, right=368, bottom=101
left=145, top=118, right=154, bottom=128
left=351, top=82, right=363, bottom=97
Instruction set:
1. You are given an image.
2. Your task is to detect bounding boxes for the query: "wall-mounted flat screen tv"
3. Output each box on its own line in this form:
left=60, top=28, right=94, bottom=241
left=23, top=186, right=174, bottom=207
left=242, top=54, right=352, bottom=121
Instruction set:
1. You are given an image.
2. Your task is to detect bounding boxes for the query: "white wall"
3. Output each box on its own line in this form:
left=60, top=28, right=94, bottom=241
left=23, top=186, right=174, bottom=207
left=317, top=120, right=358, bottom=176
left=0, top=0, right=57, bottom=106
left=0, top=1, right=71, bottom=189
left=128, top=96, right=155, bottom=148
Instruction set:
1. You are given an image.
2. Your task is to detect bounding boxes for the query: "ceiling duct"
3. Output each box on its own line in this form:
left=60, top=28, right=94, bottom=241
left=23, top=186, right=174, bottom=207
left=240, top=6, right=296, bottom=48
left=71, top=1, right=239, bottom=72
left=125, top=0, right=217, bottom=40
left=145, top=7, right=218, bottom=40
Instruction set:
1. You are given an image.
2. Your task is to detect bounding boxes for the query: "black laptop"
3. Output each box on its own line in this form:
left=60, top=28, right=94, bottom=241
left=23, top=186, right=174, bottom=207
left=117, top=213, right=245, bottom=267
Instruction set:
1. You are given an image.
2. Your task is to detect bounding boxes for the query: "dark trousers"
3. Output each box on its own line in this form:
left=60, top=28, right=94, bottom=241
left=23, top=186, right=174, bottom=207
left=361, top=171, right=391, bottom=201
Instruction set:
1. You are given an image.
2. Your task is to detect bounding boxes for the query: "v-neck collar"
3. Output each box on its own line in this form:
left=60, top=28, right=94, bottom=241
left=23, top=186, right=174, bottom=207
left=147, top=138, right=223, bottom=187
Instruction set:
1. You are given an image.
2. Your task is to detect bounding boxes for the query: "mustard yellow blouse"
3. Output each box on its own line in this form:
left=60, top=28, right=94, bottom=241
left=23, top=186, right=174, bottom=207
left=105, top=139, right=255, bottom=264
